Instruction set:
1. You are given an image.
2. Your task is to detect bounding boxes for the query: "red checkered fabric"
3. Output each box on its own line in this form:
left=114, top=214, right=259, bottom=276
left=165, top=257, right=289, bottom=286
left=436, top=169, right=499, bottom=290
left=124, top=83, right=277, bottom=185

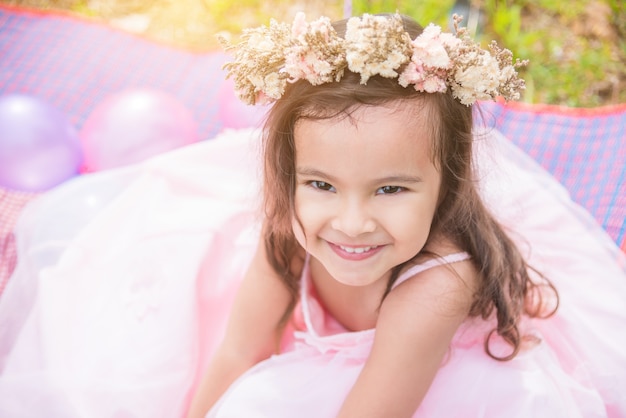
left=479, top=101, right=626, bottom=248
left=0, top=189, right=39, bottom=295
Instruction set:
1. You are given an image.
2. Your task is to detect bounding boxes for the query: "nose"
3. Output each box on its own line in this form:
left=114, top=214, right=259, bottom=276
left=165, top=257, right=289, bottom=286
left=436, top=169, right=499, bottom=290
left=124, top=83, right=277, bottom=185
left=330, top=197, right=376, bottom=237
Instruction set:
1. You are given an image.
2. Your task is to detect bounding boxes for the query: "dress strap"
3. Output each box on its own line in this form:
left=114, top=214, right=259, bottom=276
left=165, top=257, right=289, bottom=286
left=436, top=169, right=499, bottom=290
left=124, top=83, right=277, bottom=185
left=391, top=252, right=471, bottom=290
left=299, top=255, right=320, bottom=338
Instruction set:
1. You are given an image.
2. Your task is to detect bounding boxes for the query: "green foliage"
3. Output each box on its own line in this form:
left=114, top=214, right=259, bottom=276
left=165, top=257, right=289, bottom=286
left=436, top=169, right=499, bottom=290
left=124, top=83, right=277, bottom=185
left=479, top=0, right=625, bottom=106
left=204, top=0, right=343, bottom=34
left=203, top=0, right=275, bottom=33
left=351, top=0, right=455, bottom=26
left=352, top=0, right=624, bottom=106
left=70, top=1, right=98, bottom=17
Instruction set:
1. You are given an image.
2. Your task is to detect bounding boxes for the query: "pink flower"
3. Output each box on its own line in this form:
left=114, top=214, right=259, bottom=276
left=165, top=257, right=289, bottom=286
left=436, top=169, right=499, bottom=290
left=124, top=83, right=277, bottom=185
left=292, top=12, right=308, bottom=38
left=309, top=17, right=332, bottom=41
left=254, top=91, right=272, bottom=105
left=411, top=24, right=454, bottom=70
left=423, top=76, right=447, bottom=93
left=398, top=62, right=425, bottom=87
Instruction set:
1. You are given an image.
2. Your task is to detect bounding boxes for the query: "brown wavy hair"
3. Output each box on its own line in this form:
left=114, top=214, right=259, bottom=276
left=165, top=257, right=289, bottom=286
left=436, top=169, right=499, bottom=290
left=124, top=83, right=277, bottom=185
left=260, top=14, right=558, bottom=360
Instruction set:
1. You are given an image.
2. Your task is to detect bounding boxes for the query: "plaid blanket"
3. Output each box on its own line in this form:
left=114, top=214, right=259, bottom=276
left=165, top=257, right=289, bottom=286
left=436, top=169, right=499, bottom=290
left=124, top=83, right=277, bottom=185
left=479, top=101, right=626, bottom=250
left=1, top=5, right=625, bottom=294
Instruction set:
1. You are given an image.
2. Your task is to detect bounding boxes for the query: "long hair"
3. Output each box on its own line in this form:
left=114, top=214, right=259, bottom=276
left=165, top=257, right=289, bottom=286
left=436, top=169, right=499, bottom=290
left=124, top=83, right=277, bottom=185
left=260, top=15, right=557, bottom=360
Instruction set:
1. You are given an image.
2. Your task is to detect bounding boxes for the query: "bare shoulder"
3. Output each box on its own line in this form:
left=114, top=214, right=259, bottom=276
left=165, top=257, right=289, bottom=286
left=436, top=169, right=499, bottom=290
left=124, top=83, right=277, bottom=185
left=383, top=250, right=477, bottom=328
left=391, top=238, right=478, bottom=314
left=337, top=244, right=478, bottom=416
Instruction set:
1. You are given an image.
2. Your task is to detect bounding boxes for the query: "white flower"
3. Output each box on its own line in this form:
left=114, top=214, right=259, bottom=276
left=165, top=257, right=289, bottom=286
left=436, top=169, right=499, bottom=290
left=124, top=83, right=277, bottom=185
left=344, top=14, right=412, bottom=83
left=247, top=74, right=264, bottom=90
left=248, top=32, right=275, bottom=52
left=263, top=72, right=286, bottom=99
left=498, top=64, right=516, bottom=83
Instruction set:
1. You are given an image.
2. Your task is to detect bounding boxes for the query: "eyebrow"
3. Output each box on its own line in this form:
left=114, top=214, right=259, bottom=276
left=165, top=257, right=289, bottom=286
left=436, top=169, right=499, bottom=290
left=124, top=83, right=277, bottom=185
left=296, top=167, right=423, bottom=184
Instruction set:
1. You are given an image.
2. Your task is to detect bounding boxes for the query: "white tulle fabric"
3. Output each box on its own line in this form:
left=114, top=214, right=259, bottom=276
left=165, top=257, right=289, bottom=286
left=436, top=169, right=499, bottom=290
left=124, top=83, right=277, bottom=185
left=0, top=128, right=624, bottom=417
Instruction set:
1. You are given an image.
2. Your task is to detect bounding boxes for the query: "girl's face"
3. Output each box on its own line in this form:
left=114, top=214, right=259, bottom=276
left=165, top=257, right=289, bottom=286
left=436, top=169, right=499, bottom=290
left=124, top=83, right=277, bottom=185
left=292, top=103, right=442, bottom=287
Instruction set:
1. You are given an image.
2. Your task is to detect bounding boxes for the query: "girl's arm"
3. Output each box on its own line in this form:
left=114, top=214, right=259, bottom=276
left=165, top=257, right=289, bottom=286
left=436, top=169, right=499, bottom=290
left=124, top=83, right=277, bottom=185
left=337, top=259, right=477, bottom=418
left=186, top=234, right=294, bottom=418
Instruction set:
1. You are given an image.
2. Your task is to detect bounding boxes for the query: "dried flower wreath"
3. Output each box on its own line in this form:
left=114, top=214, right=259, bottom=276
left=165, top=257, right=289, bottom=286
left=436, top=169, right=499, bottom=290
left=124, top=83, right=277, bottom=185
left=219, top=13, right=527, bottom=106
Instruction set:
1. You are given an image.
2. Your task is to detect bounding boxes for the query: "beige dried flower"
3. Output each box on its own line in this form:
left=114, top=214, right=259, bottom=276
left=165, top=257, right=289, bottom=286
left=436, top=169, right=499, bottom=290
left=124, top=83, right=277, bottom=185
left=220, top=13, right=528, bottom=106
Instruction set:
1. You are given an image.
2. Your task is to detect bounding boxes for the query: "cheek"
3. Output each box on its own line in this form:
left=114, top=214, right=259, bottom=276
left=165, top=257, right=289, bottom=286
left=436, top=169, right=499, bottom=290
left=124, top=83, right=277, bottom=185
left=294, top=191, right=325, bottom=228
left=292, top=191, right=314, bottom=249
left=293, top=191, right=331, bottom=250
left=391, top=215, right=432, bottom=258
left=384, top=198, right=438, bottom=244
left=291, top=216, right=307, bottom=249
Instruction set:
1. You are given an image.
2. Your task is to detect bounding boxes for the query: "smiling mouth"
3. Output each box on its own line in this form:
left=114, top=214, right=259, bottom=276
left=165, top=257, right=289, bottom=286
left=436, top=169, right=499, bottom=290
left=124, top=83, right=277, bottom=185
left=329, top=242, right=384, bottom=260
left=338, top=245, right=378, bottom=254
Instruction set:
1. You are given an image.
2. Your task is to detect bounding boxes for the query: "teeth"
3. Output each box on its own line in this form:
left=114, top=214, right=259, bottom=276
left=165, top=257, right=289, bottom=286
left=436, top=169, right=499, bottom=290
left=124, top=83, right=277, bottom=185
left=339, top=245, right=377, bottom=254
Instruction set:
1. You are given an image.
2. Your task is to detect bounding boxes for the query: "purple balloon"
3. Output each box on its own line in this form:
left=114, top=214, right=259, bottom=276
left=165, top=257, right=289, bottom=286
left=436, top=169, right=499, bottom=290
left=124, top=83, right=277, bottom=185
left=80, top=89, right=199, bottom=172
left=0, top=94, right=82, bottom=192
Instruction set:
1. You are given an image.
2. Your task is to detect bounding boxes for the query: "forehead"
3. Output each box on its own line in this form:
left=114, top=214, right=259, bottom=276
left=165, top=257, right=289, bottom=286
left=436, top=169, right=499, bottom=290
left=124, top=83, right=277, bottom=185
left=297, top=98, right=435, bottom=130
left=293, top=103, right=437, bottom=175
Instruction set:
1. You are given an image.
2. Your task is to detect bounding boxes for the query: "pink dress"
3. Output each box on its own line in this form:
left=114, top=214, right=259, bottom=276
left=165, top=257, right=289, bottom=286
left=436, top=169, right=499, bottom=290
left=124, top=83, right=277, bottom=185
left=0, top=128, right=625, bottom=417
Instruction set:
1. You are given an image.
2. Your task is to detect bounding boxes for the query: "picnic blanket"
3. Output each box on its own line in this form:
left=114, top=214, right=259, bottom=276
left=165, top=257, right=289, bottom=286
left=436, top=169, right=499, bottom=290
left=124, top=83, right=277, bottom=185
left=0, top=4, right=625, bottom=296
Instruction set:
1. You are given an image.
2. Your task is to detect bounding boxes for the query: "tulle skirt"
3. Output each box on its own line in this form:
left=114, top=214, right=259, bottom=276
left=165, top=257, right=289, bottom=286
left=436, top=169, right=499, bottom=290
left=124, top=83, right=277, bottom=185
left=0, top=128, right=624, bottom=417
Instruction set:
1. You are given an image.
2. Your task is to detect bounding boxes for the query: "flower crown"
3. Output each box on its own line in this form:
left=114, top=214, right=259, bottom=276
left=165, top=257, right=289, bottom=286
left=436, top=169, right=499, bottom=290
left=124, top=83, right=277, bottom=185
left=219, top=13, right=528, bottom=106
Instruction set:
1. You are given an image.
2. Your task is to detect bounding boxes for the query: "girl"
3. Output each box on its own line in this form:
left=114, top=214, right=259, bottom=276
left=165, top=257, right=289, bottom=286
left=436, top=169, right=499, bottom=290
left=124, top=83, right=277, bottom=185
left=186, top=13, right=626, bottom=417
left=0, top=12, right=625, bottom=418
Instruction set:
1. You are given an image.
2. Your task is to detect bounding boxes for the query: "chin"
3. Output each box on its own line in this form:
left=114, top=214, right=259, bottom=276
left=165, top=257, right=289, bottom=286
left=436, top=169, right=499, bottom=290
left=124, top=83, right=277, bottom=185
left=327, top=268, right=383, bottom=287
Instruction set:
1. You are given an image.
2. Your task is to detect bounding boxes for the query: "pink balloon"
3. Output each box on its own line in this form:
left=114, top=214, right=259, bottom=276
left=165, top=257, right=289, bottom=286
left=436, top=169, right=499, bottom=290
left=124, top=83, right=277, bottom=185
left=80, top=89, right=199, bottom=172
left=218, top=78, right=269, bottom=130
left=0, top=94, right=82, bottom=192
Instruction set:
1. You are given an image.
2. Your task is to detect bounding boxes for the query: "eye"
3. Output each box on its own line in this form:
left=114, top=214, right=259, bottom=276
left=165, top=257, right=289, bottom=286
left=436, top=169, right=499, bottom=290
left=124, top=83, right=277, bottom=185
left=310, top=181, right=335, bottom=192
left=377, top=185, right=404, bottom=195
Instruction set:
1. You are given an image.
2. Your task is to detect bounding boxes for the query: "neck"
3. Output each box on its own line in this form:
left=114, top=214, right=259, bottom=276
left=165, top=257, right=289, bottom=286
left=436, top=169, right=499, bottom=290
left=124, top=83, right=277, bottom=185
left=308, top=256, right=388, bottom=331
